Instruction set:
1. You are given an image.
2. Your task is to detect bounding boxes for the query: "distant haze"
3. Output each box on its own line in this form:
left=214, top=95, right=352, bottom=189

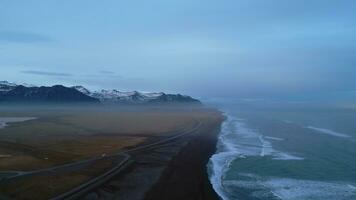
left=1, top=1, right=355, bottom=101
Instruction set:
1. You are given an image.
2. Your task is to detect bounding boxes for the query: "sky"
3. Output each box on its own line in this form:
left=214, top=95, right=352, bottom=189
left=0, top=0, right=355, bottom=99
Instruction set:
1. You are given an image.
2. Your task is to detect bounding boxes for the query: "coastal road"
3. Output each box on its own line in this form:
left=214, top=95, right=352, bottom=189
left=0, top=123, right=193, bottom=181
left=51, top=120, right=203, bottom=200
left=0, top=120, right=203, bottom=200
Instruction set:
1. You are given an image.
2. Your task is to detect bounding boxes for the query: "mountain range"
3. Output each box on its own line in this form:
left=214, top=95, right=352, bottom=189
left=0, top=81, right=201, bottom=104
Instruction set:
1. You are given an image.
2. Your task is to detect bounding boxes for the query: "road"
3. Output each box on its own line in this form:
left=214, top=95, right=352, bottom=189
left=51, top=120, right=202, bottom=200
left=0, top=120, right=203, bottom=200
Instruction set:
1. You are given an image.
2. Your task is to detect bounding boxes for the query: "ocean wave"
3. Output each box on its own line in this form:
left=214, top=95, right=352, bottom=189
left=306, top=126, right=350, bottom=138
left=209, top=115, right=240, bottom=200
left=224, top=173, right=356, bottom=200
left=264, top=177, right=356, bottom=200
left=282, top=119, right=351, bottom=138
left=348, top=184, right=356, bottom=190
left=283, top=120, right=293, bottom=124
left=208, top=114, right=304, bottom=200
left=272, top=152, right=304, bottom=161
left=265, top=136, right=284, bottom=141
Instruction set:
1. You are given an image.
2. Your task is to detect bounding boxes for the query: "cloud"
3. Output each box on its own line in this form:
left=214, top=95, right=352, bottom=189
left=0, top=31, right=52, bottom=43
left=81, top=72, right=122, bottom=79
left=79, top=70, right=123, bottom=79
left=99, top=70, right=116, bottom=74
left=21, top=70, right=72, bottom=77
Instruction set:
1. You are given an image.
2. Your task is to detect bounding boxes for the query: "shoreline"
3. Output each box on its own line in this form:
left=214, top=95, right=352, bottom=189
left=144, top=113, right=224, bottom=200
left=0, top=106, right=225, bottom=200
left=79, top=109, right=225, bottom=200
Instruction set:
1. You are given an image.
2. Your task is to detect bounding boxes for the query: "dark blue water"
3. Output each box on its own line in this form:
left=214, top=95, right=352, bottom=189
left=208, top=101, right=356, bottom=200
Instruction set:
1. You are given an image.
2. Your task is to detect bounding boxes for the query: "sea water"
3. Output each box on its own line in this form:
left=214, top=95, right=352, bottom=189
left=208, top=102, right=356, bottom=200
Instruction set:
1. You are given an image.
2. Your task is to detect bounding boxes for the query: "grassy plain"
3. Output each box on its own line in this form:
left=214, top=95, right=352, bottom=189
left=0, top=105, right=204, bottom=171
left=0, top=105, right=222, bottom=199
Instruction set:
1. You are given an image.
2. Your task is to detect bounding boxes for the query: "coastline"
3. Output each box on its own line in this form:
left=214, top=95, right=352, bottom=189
left=79, top=109, right=225, bottom=200
left=144, top=112, right=224, bottom=200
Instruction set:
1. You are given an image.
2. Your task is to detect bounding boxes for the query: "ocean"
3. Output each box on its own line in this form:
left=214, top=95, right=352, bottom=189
left=208, top=101, right=356, bottom=200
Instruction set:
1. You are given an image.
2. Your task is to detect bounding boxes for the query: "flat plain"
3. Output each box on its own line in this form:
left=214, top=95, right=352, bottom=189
left=0, top=105, right=221, bottom=199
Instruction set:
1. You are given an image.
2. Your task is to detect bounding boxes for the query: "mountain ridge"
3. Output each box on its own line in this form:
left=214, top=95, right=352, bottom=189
left=0, top=81, right=201, bottom=105
left=0, top=84, right=99, bottom=103
left=70, top=85, right=201, bottom=104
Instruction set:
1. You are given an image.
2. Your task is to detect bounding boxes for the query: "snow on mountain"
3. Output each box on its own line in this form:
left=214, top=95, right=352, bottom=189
left=21, top=83, right=37, bottom=88
left=0, top=81, right=18, bottom=92
left=0, top=81, right=17, bottom=87
left=0, top=81, right=200, bottom=104
left=1, top=85, right=99, bottom=103
left=72, top=86, right=91, bottom=96
left=71, top=86, right=199, bottom=104
left=87, top=89, right=166, bottom=103
left=0, top=81, right=37, bottom=93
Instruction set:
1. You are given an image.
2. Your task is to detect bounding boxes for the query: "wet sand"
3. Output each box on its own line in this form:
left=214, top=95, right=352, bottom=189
left=144, top=113, right=224, bottom=200
left=81, top=109, right=224, bottom=200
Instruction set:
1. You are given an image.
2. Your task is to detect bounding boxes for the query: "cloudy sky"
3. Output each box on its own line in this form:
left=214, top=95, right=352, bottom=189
left=0, top=0, right=355, bottom=98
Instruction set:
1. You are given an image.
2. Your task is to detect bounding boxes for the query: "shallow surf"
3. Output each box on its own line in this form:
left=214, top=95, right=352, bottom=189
left=208, top=110, right=356, bottom=200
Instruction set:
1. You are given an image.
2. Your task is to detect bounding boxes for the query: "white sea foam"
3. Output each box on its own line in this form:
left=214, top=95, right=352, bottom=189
left=282, top=119, right=350, bottom=138
left=0, top=117, right=36, bottom=129
left=224, top=174, right=356, bottom=200
left=259, top=135, right=274, bottom=157
left=273, top=152, right=304, bottom=161
left=265, top=178, right=356, bottom=200
left=283, top=120, right=293, bottom=124
left=209, top=115, right=240, bottom=200
left=348, top=184, right=356, bottom=190
left=306, top=126, right=350, bottom=138
left=265, top=136, right=284, bottom=141
left=209, top=110, right=356, bottom=200
left=209, top=115, right=304, bottom=200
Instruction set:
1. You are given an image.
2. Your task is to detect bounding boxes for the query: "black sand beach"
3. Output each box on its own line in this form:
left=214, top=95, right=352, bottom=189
left=80, top=110, right=224, bottom=200
left=144, top=113, right=223, bottom=200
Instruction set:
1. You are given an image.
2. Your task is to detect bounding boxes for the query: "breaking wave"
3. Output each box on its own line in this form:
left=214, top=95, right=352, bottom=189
left=208, top=114, right=303, bottom=200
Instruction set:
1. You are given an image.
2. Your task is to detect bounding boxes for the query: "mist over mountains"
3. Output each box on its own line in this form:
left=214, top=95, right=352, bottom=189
left=0, top=81, right=200, bottom=104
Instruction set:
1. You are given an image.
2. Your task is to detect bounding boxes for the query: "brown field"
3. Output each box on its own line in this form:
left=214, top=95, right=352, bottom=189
left=0, top=105, right=222, bottom=199
left=0, top=106, right=220, bottom=171
left=0, top=158, right=115, bottom=200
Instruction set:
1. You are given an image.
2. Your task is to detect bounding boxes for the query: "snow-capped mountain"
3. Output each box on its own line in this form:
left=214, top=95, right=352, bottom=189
left=0, top=81, right=36, bottom=92
left=0, top=85, right=98, bottom=103
left=90, top=90, right=165, bottom=103
left=0, top=81, right=200, bottom=104
left=0, top=81, right=18, bottom=92
left=71, top=86, right=91, bottom=96
left=0, top=81, right=17, bottom=87
left=71, top=86, right=200, bottom=104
